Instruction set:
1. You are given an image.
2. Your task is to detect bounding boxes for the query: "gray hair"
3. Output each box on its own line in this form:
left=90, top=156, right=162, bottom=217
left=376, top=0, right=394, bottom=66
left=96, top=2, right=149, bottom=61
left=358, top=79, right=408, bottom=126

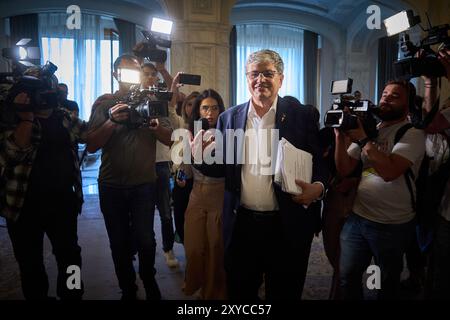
left=246, top=49, right=284, bottom=74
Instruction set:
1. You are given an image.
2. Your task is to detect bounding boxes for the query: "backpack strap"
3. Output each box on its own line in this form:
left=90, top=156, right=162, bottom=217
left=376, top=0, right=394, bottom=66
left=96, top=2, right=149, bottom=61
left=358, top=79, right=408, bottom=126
left=394, top=123, right=416, bottom=211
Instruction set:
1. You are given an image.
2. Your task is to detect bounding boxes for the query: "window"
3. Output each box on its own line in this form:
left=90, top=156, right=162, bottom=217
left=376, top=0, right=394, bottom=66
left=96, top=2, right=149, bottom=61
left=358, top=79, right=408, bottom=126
left=39, top=13, right=119, bottom=120
left=236, top=24, right=304, bottom=104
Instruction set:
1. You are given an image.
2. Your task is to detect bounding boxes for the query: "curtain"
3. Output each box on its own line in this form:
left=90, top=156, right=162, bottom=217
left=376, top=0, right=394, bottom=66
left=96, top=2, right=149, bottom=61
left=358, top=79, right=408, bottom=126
left=113, top=18, right=136, bottom=55
left=38, top=13, right=113, bottom=120
left=236, top=24, right=304, bottom=104
left=377, top=35, right=399, bottom=99
left=303, top=30, right=318, bottom=107
left=229, top=26, right=237, bottom=106
left=10, top=14, right=39, bottom=65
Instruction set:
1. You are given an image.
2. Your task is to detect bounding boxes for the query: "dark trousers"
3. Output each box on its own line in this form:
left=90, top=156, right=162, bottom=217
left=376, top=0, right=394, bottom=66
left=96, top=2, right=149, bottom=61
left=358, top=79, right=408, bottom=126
left=172, top=178, right=193, bottom=244
left=429, top=215, right=450, bottom=299
left=155, top=162, right=175, bottom=252
left=225, top=207, right=313, bottom=300
left=99, top=183, right=159, bottom=297
left=7, top=191, right=83, bottom=300
left=405, top=230, right=426, bottom=278
left=339, top=213, right=415, bottom=300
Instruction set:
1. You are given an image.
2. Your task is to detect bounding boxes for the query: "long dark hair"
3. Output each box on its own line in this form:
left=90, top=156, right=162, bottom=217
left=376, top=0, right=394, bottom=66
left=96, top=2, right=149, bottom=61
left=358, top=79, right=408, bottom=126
left=189, top=89, right=225, bottom=133
left=181, top=91, right=200, bottom=123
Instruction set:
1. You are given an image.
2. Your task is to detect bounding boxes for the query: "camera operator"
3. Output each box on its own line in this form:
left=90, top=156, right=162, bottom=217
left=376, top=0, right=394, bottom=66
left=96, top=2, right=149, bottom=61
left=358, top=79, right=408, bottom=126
left=334, top=80, right=426, bottom=300
left=419, top=47, right=450, bottom=298
left=0, top=67, right=87, bottom=300
left=86, top=54, right=172, bottom=300
left=423, top=48, right=450, bottom=133
left=140, top=62, right=180, bottom=268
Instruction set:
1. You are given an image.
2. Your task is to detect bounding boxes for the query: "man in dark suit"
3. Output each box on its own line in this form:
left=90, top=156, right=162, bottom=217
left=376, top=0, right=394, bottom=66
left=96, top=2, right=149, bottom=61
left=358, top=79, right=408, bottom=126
left=212, top=49, right=327, bottom=300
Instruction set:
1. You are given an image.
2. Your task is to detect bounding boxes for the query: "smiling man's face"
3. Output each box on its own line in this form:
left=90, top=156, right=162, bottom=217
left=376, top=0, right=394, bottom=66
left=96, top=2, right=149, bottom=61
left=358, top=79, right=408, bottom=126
left=246, top=61, right=283, bottom=105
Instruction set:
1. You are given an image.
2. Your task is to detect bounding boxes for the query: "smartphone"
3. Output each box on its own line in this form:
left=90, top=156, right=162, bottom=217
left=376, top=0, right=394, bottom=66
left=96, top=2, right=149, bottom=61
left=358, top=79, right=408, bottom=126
left=200, top=118, right=209, bottom=131
left=177, top=169, right=186, bottom=181
left=179, top=73, right=201, bottom=86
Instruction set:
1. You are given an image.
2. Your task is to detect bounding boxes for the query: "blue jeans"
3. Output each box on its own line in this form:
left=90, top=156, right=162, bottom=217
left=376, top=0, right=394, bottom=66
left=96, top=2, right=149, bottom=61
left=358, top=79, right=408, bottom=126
left=99, top=183, right=158, bottom=296
left=339, top=213, right=415, bottom=300
left=155, top=162, right=175, bottom=252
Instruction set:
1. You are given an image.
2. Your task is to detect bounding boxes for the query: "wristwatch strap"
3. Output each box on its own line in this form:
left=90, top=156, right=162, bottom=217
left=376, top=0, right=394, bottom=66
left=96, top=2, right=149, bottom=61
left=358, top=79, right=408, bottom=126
left=356, top=137, right=370, bottom=149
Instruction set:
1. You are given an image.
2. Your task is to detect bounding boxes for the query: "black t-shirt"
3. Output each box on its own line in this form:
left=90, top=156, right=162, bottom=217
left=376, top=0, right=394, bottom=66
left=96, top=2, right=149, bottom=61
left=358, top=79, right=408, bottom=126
left=26, top=112, right=75, bottom=199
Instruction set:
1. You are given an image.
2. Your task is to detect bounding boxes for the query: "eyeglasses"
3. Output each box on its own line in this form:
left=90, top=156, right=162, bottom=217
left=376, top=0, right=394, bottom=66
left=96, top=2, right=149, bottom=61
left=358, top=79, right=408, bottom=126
left=200, top=105, right=219, bottom=112
left=245, top=70, right=280, bottom=80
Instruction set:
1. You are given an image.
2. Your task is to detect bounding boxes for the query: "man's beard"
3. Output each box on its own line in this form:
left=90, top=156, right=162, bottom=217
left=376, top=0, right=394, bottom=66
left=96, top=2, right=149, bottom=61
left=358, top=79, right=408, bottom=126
left=378, top=104, right=406, bottom=121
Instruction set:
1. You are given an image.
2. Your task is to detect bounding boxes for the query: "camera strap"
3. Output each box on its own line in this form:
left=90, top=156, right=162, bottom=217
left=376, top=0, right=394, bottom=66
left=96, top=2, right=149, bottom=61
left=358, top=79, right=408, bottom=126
left=421, top=95, right=441, bottom=130
left=394, top=123, right=416, bottom=210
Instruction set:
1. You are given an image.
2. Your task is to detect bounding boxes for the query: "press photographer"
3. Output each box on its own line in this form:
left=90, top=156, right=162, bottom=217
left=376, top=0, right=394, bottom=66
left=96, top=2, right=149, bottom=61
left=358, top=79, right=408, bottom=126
left=140, top=61, right=181, bottom=268
left=86, top=53, right=172, bottom=300
left=416, top=46, right=450, bottom=298
left=0, top=59, right=87, bottom=300
left=334, top=80, right=426, bottom=300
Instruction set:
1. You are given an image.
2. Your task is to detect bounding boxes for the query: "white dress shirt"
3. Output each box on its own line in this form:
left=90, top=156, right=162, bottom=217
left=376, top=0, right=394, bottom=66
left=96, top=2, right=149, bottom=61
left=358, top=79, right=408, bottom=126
left=240, top=97, right=279, bottom=212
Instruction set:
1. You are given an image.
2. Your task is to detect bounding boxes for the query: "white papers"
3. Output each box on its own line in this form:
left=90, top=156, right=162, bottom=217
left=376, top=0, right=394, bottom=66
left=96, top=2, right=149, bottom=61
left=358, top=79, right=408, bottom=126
left=274, top=138, right=313, bottom=195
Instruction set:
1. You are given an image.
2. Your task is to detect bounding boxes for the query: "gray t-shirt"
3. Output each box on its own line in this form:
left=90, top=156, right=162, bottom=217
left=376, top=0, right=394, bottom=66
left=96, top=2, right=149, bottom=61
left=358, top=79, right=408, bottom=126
left=348, top=120, right=425, bottom=224
left=88, top=93, right=172, bottom=187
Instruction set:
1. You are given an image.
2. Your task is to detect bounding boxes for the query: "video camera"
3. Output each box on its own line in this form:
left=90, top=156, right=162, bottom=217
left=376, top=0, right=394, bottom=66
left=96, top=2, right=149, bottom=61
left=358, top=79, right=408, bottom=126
left=5, top=61, right=59, bottom=112
left=133, top=18, right=173, bottom=63
left=1, top=38, right=59, bottom=112
left=384, top=10, right=450, bottom=79
left=118, top=83, right=172, bottom=129
left=324, top=79, right=379, bottom=139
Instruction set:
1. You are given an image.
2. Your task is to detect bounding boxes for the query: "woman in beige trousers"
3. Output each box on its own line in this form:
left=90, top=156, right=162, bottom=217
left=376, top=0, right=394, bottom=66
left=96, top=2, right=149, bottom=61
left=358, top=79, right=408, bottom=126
left=183, top=89, right=227, bottom=300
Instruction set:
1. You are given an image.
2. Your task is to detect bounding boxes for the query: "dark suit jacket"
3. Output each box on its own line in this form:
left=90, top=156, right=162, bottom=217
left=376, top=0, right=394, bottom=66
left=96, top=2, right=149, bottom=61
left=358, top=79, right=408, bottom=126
left=215, top=96, right=328, bottom=251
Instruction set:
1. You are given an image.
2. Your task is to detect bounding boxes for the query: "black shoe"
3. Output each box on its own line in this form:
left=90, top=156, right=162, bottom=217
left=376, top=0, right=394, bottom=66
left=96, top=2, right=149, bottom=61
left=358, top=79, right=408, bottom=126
left=400, top=276, right=423, bottom=293
left=145, top=279, right=162, bottom=300
left=120, top=291, right=137, bottom=300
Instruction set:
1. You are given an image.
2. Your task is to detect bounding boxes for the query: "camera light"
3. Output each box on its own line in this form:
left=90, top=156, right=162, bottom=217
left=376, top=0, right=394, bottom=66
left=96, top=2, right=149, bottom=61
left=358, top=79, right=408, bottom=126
left=25, top=47, right=41, bottom=60
left=151, top=17, right=173, bottom=35
left=117, top=68, right=141, bottom=84
left=18, top=47, right=28, bottom=60
left=16, top=38, right=31, bottom=46
left=331, top=79, right=352, bottom=95
left=384, top=10, right=420, bottom=37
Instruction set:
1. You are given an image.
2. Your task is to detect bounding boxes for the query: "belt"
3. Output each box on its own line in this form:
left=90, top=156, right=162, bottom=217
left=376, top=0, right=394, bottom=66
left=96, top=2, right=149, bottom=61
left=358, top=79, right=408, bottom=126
left=238, top=206, right=279, bottom=219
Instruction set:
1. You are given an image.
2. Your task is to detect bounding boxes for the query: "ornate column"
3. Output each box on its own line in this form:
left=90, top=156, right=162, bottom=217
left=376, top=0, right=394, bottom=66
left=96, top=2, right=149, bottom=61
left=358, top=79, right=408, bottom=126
left=162, top=0, right=236, bottom=106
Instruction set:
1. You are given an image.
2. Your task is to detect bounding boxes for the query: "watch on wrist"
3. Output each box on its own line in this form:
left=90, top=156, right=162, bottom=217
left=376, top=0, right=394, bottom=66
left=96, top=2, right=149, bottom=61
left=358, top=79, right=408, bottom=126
left=356, top=137, right=370, bottom=149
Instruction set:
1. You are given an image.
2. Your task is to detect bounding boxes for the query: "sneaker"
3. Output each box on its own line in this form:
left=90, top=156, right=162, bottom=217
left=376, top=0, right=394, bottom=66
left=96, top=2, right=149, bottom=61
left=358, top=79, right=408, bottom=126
left=120, top=291, right=137, bottom=300
left=164, top=250, right=179, bottom=268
